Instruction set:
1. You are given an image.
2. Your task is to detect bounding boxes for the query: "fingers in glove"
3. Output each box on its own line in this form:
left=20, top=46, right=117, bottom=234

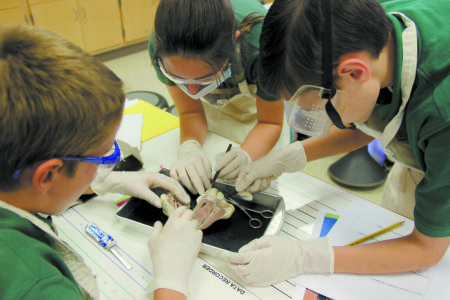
left=169, top=206, right=189, bottom=219
left=185, top=165, right=209, bottom=195
left=149, top=221, right=163, bottom=246
left=218, top=167, right=241, bottom=181
left=224, top=251, right=252, bottom=265
left=178, top=207, right=196, bottom=221
left=214, top=151, right=234, bottom=171
left=172, top=167, right=197, bottom=195
left=215, top=152, right=239, bottom=177
left=238, top=236, right=273, bottom=253
left=237, top=191, right=253, bottom=201
left=235, top=167, right=256, bottom=192
left=245, top=178, right=272, bottom=193
left=156, top=175, right=191, bottom=205
left=137, top=189, right=162, bottom=208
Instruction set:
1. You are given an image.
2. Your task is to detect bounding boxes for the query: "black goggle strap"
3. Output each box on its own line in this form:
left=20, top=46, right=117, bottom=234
left=321, top=0, right=355, bottom=130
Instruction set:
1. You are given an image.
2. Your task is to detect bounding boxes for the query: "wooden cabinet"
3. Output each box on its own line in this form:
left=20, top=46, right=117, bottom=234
left=30, top=0, right=123, bottom=53
left=2, top=0, right=160, bottom=54
left=0, top=0, right=30, bottom=25
left=77, top=0, right=123, bottom=53
left=120, top=0, right=159, bottom=43
left=29, top=0, right=85, bottom=49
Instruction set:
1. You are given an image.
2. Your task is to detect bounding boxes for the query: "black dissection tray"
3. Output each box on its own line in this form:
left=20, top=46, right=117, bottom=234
left=116, top=168, right=285, bottom=253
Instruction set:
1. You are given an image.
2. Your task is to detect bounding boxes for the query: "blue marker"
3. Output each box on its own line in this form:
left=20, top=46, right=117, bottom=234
left=85, top=223, right=132, bottom=270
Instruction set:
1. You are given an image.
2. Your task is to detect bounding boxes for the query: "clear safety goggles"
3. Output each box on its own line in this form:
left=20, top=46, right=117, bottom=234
left=12, top=140, right=121, bottom=182
left=286, top=0, right=355, bottom=137
left=286, top=85, right=350, bottom=137
left=155, top=57, right=231, bottom=85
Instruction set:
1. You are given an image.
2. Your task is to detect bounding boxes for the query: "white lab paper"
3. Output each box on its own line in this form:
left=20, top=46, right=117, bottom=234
left=294, top=200, right=450, bottom=300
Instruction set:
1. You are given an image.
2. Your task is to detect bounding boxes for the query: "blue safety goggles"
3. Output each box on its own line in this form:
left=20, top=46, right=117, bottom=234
left=12, top=140, right=121, bottom=181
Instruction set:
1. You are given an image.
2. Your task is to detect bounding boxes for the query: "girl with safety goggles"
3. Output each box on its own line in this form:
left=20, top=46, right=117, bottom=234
left=148, top=0, right=290, bottom=196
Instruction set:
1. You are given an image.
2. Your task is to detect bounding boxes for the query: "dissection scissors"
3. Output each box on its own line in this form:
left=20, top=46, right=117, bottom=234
left=226, top=194, right=273, bottom=229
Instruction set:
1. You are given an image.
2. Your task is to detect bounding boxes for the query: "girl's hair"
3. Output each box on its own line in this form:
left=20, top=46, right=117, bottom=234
left=0, top=25, right=125, bottom=191
left=152, top=0, right=264, bottom=72
left=258, top=0, right=392, bottom=98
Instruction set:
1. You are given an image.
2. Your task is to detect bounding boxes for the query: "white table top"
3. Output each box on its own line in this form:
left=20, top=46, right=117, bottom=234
left=52, top=127, right=398, bottom=300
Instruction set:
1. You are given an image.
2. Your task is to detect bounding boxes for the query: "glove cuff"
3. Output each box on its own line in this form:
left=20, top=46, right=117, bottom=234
left=90, top=171, right=123, bottom=196
left=279, top=141, right=307, bottom=173
left=242, top=148, right=252, bottom=163
left=178, top=140, right=202, bottom=158
left=299, top=237, right=334, bottom=274
left=147, top=276, right=188, bottom=298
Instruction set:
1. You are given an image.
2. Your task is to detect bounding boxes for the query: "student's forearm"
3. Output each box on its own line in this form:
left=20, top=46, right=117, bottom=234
left=178, top=112, right=208, bottom=145
left=333, top=228, right=450, bottom=274
left=153, top=288, right=186, bottom=300
left=167, top=85, right=208, bottom=145
left=241, top=122, right=282, bottom=161
left=302, top=127, right=374, bottom=162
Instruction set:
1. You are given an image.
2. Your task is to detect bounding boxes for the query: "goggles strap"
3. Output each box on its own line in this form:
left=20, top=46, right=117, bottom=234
left=325, top=98, right=356, bottom=130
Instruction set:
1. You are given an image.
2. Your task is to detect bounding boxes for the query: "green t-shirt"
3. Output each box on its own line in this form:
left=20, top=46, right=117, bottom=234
left=148, top=0, right=277, bottom=101
left=0, top=208, right=85, bottom=299
left=378, top=0, right=450, bottom=237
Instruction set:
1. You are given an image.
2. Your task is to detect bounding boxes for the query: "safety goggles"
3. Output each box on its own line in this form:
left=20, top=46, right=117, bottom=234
left=12, top=140, right=121, bottom=182
left=286, top=0, right=355, bottom=137
left=286, top=85, right=350, bottom=136
left=155, top=57, right=231, bottom=85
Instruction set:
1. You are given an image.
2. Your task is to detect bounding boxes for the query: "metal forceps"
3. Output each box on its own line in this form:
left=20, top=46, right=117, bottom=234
left=226, top=195, right=273, bottom=229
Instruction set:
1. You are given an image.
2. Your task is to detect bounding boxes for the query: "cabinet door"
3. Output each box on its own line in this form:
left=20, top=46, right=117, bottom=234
left=30, top=0, right=85, bottom=49
left=0, top=8, right=29, bottom=25
left=0, top=0, right=30, bottom=25
left=78, top=0, right=123, bottom=53
left=120, top=0, right=159, bottom=43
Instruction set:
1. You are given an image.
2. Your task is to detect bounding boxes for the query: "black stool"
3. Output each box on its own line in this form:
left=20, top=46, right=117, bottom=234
left=328, top=145, right=387, bottom=189
left=126, top=91, right=169, bottom=110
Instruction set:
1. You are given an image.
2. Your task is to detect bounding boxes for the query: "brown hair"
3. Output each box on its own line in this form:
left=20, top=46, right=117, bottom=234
left=0, top=24, right=125, bottom=191
left=152, top=0, right=264, bottom=72
left=258, top=0, right=392, bottom=98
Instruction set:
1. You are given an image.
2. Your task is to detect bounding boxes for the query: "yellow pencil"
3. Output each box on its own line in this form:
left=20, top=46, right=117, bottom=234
left=345, top=221, right=405, bottom=246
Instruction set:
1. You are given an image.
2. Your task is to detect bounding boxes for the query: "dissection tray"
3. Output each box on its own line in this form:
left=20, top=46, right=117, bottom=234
left=115, top=168, right=285, bottom=254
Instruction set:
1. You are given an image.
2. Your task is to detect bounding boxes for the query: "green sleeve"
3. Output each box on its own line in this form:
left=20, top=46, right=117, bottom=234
left=414, top=127, right=450, bottom=237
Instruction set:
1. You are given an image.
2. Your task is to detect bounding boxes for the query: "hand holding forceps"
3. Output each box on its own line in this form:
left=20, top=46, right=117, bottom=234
left=226, top=194, right=273, bottom=229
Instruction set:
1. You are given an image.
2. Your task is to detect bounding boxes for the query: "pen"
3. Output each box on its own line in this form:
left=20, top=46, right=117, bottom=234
left=345, top=221, right=405, bottom=246
left=211, top=143, right=233, bottom=184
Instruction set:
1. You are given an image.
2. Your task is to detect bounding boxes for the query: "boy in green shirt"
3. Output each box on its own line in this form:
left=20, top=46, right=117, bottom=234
left=227, top=0, right=450, bottom=286
left=0, top=24, right=201, bottom=299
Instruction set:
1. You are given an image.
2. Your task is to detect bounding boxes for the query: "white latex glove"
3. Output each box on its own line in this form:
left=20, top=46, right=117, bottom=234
left=235, top=141, right=307, bottom=195
left=147, top=206, right=203, bottom=297
left=224, top=236, right=333, bottom=286
left=170, top=140, right=212, bottom=195
left=90, top=171, right=190, bottom=208
left=214, top=147, right=251, bottom=181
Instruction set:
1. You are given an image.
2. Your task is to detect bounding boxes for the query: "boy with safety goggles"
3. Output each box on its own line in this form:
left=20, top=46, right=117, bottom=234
left=0, top=24, right=201, bottom=300
left=226, top=0, right=450, bottom=286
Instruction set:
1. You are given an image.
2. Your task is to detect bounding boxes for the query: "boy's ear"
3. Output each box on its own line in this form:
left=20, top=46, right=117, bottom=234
left=32, top=159, right=64, bottom=195
left=336, top=58, right=371, bottom=82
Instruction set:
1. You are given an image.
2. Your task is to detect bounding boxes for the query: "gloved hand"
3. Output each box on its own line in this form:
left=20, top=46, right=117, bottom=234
left=170, top=140, right=212, bottom=195
left=147, top=206, right=203, bottom=297
left=235, top=141, right=307, bottom=195
left=224, top=236, right=333, bottom=286
left=90, top=171, right=190, bottom=208
left=214, top=147, right=251, bottom=181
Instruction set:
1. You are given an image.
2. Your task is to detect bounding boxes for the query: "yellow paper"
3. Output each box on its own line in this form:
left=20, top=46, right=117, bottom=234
left=124, top=99, right=179, bottom=142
